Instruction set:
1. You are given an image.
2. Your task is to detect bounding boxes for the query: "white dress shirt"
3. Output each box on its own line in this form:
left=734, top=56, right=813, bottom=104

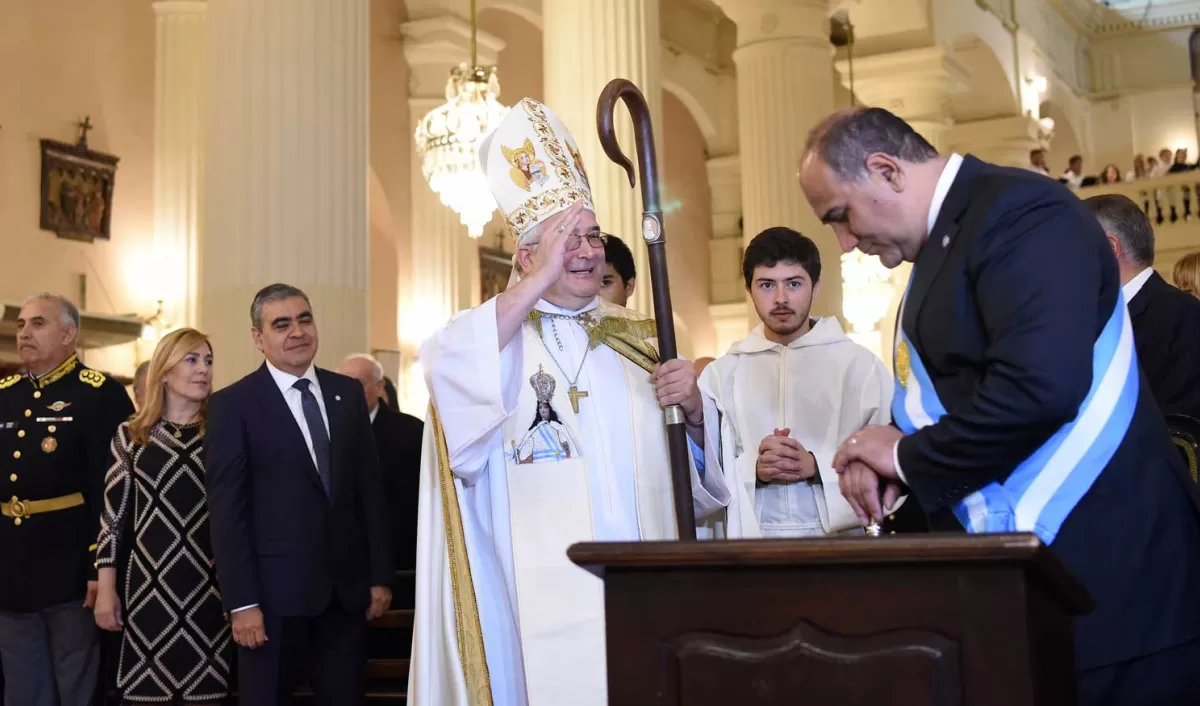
left=265, top=360, right=331, bottom=471
left=890, top=154, right=965, bottom=484
left=1122, top=267, right=1154, bottom=304
left=232, top=361, right=331, bottom=613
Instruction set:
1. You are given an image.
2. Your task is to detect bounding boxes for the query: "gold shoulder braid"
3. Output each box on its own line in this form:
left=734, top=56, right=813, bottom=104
left=0, top=375, right=19, bottom=390
left=526, top=309, right=660, bottom=373
left=79, top=369, right=106, bottom=389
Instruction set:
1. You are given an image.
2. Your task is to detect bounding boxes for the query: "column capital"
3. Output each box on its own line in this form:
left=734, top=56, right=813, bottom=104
left=401, top=15, right=505, bottom=100
left=711, top=0, right=827, bottom=46
left=836, top=47, right=970, bottom=123
left=153, top=0, right=206, bottom=15
left=948, top=114, right=1044, bottom=166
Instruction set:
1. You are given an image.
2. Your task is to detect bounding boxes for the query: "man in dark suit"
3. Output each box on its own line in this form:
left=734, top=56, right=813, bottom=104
left=205, top=283, right=392, bottom=705
left=798, top=107, right=1200, bottom=704
left=337, top=354, right=423, bottom=573
left=1084, top=193, right=1200, bottom=420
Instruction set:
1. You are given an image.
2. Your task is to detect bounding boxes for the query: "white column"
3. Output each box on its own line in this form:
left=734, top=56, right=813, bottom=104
left=152, top=1, right=207, bottom=329
left=398, top=17, right=504, bottom=414
left=834, top=46, right=969, bottom=362
left=200, top=0, right=369, bottom=386
left=544, top=0, right=661, bottom=316
left=714, top=0, right=840, bottom=318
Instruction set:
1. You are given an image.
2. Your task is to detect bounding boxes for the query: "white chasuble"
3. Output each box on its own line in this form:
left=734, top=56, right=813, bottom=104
left=409, top=296, right=731, bottom=706
left=698, top=318, right=893, bottom=538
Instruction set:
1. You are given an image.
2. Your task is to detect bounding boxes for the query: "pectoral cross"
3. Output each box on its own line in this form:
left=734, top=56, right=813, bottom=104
left=567, top=386, right=588, bottom=413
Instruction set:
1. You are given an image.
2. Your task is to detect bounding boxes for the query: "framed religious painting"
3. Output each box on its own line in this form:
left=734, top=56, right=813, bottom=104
left=480, top=246, right=512, bottom=303
left=39, top=123, right=119, bottom=243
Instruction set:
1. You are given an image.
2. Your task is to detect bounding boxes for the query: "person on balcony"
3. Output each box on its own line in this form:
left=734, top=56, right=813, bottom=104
left=1062, top=154, right=1085, bottom=189
left=1169, top=148, right=1193, bottom=174
left=1085, top=194, right=1200, bottom=421
left=1126, top=154, right=1148, bottom=182
left=1152, top=148, right=1173, bottom=177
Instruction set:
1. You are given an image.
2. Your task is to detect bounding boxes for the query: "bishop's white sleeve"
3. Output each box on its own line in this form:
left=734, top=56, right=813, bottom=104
left=689, top=423, right=730, bottom=521
left=420, top=297, right=523, bottom=483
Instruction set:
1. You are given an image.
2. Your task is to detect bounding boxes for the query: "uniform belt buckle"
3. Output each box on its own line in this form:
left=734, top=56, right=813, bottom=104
left=8, top=497, right=29, bottom=520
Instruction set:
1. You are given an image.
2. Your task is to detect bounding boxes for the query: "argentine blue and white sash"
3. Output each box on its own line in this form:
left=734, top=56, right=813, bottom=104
left=892, top=284, right=1139, bottom=545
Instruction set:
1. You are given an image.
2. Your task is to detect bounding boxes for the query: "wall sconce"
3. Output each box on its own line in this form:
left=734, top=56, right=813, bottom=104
left=1027, top=75, right=1048, bottom=95
left=136, top=299, right=170, bottom=364
left=1037, top=116, right=1056, bottom=143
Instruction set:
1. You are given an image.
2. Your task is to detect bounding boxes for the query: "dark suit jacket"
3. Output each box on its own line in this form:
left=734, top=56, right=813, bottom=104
left=896, top=155, right=1200, bottom=670
left=371, top=404, right=423, bottom=573
left=1128, top=270, right=1200, bottom=419
left=204, top=364, right=392, bottom=617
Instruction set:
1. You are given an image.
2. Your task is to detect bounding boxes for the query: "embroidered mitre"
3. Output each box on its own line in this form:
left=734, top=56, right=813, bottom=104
left=479, top=98, right=594, bottom=244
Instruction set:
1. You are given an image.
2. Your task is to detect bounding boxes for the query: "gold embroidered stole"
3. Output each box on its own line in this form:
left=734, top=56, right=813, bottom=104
left=430, top=405, right=493, bottom=706
left=526, top=299, right=660, bottom=374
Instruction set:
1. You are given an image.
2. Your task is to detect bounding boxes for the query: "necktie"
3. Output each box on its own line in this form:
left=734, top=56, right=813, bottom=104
left=292, top=378, right=331, bottom=496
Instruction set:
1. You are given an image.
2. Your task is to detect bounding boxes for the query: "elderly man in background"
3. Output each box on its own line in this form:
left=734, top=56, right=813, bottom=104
left=337, top=354, right=424, bottom=574
left=0, top=293, right=133, bottom=706
left=131, top=361, right=150, bottom=409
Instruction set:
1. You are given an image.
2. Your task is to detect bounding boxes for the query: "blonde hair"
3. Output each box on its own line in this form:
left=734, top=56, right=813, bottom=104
left=1174, top=252, right=1200, bottom=299
left=128, top=328, right=213, bottom=446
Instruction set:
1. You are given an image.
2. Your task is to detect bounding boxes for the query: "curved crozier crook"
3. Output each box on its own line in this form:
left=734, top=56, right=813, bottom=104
left=596, top=78, right=644, bottom=189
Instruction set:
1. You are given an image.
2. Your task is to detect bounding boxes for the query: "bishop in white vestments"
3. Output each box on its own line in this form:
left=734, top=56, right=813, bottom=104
left=700, top=227, right=893, bottom=538
left=409, top=98, right=734, bottom=706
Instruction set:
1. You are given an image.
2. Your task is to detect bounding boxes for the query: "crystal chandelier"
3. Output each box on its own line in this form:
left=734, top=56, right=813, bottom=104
left=413, top=0, right=508, bottom=238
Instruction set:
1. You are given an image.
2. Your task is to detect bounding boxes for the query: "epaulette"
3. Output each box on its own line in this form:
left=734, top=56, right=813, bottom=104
left=0, top=375, right=19, bottom=390
left=79, top=369, right=106, bottom=389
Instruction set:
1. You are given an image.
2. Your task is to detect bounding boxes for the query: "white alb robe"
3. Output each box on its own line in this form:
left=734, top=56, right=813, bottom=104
left=699, top=317, right=893, bottom=537
left=409, top=296, right=732, bottom=706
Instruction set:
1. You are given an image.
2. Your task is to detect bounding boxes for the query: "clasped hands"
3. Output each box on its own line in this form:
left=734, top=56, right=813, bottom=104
left=833, top=425, right=905, bottom=527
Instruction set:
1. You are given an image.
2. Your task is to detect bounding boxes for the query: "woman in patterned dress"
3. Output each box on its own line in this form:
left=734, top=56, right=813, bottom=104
left=94, top=328, right=232, bottom=704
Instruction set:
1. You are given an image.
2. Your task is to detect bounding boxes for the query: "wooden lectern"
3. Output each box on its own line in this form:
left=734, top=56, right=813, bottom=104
left=569, top=534, right=1093, bottom=706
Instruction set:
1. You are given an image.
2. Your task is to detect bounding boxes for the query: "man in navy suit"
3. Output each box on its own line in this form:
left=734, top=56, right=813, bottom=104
left=1084, top=193, right=1200, bottom=420
left=205, top=283, right=392, bottom=705
left=798, top=107, right=1200, bottom=704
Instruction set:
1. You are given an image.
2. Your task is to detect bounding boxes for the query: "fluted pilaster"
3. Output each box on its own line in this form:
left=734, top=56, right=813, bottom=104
left=544, top=0, right=661, bottom=316
left=715, top=0, right=840, bottom=318
left=152, top=1, right=207, bottom=328
left=200, top=0, right=369, bottom=386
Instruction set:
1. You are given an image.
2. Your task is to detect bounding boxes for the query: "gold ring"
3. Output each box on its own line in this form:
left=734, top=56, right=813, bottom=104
left=850, top=437, right=858, bottom=445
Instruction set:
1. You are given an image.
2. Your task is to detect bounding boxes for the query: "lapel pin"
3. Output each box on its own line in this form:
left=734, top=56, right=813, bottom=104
left=942, top=235, right=951, bottom=247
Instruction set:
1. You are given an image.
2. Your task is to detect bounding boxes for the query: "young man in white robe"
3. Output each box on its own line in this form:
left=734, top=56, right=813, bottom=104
left=699, top=227, right=893, bottom=537
left=408, top=97, right=735, bottom=706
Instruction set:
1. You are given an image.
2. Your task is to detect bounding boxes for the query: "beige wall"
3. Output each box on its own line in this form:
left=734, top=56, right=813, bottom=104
left=0, top=0, right=155, bottom=375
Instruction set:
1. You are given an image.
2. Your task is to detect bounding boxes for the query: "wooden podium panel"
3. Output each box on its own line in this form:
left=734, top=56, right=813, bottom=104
left=569, top=534, right=1092, bottom=706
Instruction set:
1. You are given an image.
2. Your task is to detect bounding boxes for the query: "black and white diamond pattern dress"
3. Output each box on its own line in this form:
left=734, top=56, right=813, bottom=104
left=97, top=421, right=232, bottom=703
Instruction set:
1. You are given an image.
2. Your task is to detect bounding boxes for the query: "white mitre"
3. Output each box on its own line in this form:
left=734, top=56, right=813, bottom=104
left=479, top=97, right=595, bottom=245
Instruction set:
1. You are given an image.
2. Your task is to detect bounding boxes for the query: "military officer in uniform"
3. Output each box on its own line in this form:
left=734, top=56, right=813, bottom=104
left=0, top=293, right=133, bottom=706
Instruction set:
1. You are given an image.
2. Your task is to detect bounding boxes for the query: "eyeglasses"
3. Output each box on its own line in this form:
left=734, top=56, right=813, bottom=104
left=566, top=232, right=610, bottom=250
